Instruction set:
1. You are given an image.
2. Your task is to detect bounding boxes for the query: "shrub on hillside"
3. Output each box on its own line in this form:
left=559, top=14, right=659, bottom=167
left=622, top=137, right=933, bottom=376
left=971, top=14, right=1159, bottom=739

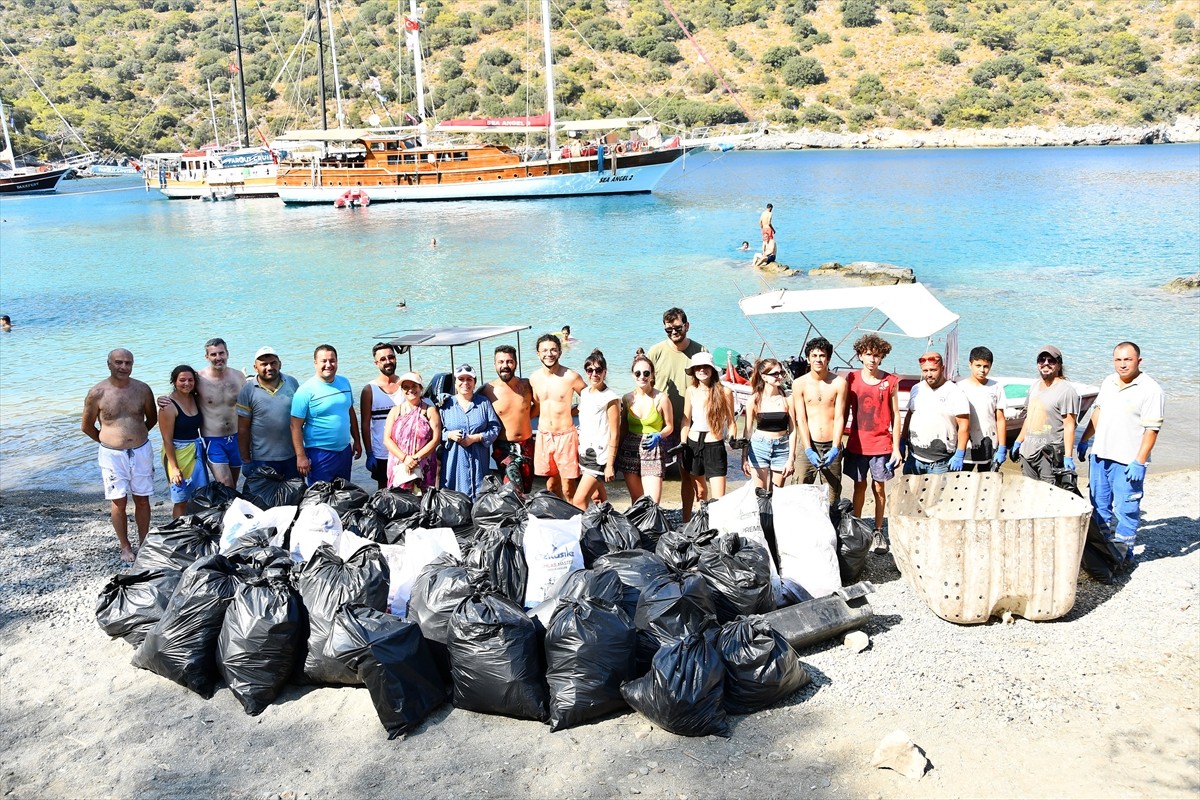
left=782, top=56, right=826, bottom=87
left=841, top=0, right=878, bottom=27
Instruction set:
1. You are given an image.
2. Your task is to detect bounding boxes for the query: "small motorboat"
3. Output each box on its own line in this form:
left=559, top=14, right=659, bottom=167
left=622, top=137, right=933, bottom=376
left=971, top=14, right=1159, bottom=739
left=334, top=188, right=370, bottom=208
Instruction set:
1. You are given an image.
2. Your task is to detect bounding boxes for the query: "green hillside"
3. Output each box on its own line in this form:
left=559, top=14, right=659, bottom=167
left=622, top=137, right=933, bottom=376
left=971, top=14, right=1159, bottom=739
left=1, top=0, right=1197, bottom=159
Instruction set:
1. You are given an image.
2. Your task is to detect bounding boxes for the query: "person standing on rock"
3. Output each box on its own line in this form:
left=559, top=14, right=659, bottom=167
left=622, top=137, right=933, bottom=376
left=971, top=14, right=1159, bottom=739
left=360, top=342, right=401, bottom=489
left=759, top=203, right=775, bottom=242
left=1077, top=341, right=1164, bottom=569
left=81, top=348, right=158, bottom=563
left=1010, top=345, right=1079, bottom=484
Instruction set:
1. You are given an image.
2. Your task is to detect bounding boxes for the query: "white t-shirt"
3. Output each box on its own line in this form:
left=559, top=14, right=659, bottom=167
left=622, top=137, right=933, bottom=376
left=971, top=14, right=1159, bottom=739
left=578, top=387, right=620, bottom=465
left=1093, top=372, right=1164, bottom=464
left=956, top=378, right=1004, bottom=464
left=907, top=380, right=970, bottom=463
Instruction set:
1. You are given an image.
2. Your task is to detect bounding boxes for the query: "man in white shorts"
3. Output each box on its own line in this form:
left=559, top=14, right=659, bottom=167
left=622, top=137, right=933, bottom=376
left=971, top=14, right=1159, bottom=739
left=82, top=348, right=158, bottom=563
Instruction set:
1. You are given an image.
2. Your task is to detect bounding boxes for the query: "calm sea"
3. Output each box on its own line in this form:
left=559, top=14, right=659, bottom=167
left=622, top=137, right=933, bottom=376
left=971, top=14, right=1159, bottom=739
left=1, top=144, right=1197, bottom=491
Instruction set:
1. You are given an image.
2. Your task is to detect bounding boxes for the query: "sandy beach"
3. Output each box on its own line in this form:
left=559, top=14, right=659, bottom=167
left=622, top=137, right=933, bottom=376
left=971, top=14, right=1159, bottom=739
left=0, top=461, right=1196, bottom=799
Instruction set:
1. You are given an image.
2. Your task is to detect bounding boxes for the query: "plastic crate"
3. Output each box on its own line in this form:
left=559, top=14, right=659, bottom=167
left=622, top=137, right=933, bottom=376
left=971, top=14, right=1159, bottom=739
left=887, top=472, right=1091, bottom=624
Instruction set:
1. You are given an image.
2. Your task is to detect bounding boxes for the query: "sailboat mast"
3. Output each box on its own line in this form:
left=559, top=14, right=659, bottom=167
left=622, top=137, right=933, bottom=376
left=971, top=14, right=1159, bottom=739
left=0, top=97, right=16, bottom=170
left=540, top=0, right=557, bottom=156
left=207, top=78, right=221, bottom=147
left=408, top=0, right=427, bottom=144
left=231, top=0, right=249, bottom=147
left=326, top=0, right=344, bottom=128
left=316, top=0, right=328, bottom=130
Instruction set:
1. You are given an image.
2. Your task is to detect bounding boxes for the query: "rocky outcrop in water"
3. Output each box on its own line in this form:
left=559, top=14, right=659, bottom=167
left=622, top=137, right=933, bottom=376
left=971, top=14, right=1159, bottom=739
left=808, top=261, right=915, bottom=285
left=1162, top=274, right=1200, bottom=293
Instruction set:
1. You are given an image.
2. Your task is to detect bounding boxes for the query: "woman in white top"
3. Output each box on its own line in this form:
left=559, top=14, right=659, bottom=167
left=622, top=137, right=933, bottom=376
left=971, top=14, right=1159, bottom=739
left=741, top=358, right=798, bottom=490
left=681, top=351, right=737, bottom=505
left=572, top=349, right=621, bottom=510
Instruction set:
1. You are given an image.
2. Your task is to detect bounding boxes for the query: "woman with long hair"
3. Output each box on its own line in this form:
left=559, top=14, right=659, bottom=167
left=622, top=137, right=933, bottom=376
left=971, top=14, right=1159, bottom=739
left=681, top=352, right=737, bottom=506
left=160, top=364, right=208, bottom=518
left=616, top=354, right=674, bottom=504
left=571, top=349, right=621, bottom=510
left=741, top=358, right=798, bottom=490
left=382, top=371, right=442, bottom=492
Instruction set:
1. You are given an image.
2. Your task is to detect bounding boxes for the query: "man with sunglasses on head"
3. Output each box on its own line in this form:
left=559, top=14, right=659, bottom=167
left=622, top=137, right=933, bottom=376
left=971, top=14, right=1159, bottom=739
left=1010, top=345, right=1080, bottom=484
left=360, top=342, right=401, bottom=489
left=793, top=336, right=848, bottom=505
left=901, top=351, right=970, bottom=476
left=1077, top=341, right=1164, bottom=571
left=648, top=308, right=708, bottom=520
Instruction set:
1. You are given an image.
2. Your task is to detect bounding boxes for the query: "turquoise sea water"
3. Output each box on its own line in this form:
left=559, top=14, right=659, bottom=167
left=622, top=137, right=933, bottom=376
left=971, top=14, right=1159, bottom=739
left=1, top=144, right=1197, bottom=491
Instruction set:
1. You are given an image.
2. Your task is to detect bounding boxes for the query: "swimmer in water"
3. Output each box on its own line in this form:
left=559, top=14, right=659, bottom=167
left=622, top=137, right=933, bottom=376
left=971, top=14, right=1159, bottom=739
left=739, top=241, right=750, bottom=251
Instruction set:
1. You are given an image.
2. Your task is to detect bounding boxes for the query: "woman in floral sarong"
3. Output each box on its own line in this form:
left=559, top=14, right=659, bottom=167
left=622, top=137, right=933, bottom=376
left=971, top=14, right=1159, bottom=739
left=382, top=371, right=442, bottom=491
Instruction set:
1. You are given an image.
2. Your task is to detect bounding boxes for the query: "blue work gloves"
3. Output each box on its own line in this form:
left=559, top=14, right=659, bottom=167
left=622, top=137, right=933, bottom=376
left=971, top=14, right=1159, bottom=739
left=1077, top=438, right=1092, bottom=462
left=641, top=433, right=662, bottom=450
left=1063, top=456, right=1075, bottom=471
left=994, top=445, right=1007, bottom=465
left=1125, top=460, right=1146, bottom=483
left=1010, top=440, right=1022, bottom=462
left=822, top=446, right=840, bottom=467
left=949, top=449, right=965, bottom=471
left=365, top=452, right=376, bottom=471
left=899, top=440, right=909, bottom=461
left=805, top=448, right=822, bottom=468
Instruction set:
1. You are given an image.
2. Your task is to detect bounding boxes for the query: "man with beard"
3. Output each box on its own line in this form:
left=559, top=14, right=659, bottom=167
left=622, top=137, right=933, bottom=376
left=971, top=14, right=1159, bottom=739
left=82, top=348, right=157, bottom=563
left=648, top=307, right=707, bottom=521
left=529, top=334, right=585, bottom=500
left=196, top=338, right=248, bottom=487
left=481, top=344, right=536, bottom=493
left=360, top=342, right=401, bottom=489
left=290, top=344, right=361, bottom=484
left=901, top=352, right=970, bottom=475
left=1011, top=345, right=1080, bottom=484
left=236, top=346, right=301, bottom=478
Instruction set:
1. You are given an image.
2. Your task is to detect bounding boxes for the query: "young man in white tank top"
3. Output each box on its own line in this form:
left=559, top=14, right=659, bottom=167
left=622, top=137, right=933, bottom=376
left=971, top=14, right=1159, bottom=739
left=360, top=343, right=401, bottom=489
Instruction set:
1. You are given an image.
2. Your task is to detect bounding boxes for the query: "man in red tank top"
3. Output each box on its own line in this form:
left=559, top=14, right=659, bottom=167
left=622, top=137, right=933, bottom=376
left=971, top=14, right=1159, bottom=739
left=844, top=333, right=903, bottom=554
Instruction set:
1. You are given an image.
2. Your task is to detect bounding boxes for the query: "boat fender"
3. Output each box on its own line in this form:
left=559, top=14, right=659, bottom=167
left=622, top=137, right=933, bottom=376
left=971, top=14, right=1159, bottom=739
left=614, top=143, right=626, bottom=155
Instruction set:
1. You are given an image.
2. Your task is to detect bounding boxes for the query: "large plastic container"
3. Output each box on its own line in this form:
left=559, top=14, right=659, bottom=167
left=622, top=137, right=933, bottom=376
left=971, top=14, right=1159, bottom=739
left=887, top=472, right=1091, bottom=624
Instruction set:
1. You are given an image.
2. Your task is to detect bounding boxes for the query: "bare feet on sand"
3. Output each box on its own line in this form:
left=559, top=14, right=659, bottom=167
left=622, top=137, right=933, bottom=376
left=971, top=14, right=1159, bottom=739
left=120, top=547, right=135, bottom=563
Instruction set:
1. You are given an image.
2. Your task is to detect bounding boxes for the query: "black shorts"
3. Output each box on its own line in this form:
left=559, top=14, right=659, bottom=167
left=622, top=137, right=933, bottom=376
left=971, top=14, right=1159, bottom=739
left=682, top=434, right=728, bottom=479
left=369, top=459, right=388, bottom=484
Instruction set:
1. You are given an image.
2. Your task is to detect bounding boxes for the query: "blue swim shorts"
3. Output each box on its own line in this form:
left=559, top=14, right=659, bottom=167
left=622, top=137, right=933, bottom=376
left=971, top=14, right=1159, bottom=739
left=306, top=445, right=353, bottom=485
left=203, top=434, right=243, bottom=467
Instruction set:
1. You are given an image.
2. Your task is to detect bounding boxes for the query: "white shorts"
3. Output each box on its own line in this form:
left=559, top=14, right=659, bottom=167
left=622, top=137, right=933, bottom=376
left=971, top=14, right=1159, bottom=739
left=98, top=441, right=154, bottom=500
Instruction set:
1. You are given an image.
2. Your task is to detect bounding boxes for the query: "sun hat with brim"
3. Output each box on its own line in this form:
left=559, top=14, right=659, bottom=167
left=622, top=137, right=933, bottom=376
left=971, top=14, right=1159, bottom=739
left=1037, top=345, right=1063, bottom=361
left=398, top=371, right=424, bottom=388
left=454, top=364, right=477, bottom=379
left=685, top=351, right=717, bottom=375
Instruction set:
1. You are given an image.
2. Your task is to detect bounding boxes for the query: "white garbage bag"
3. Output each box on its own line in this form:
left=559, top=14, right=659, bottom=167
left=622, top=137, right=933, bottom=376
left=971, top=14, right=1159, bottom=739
left=219, top=497, right=268, bottom=553
left=772, top=484, right=840, bottom=599
left=272, top=502, right=342, bottom=563
left=335, top=526, right=460, bottom=617
left=522, top=514, right=584, bottom=608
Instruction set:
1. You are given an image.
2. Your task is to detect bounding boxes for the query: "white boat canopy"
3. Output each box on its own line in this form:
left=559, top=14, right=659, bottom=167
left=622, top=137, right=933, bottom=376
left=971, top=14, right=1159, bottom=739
left=739, top=283, right=959, bottom=339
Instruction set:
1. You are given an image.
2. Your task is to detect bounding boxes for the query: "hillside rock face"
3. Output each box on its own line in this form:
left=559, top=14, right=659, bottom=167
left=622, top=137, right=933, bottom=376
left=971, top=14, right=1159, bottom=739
left=808, top=261, right=915, bottom=285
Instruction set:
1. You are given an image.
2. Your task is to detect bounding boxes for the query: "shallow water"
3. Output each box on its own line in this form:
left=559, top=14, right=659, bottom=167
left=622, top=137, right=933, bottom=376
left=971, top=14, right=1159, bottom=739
left=1, top=144, right=1197, bottom=490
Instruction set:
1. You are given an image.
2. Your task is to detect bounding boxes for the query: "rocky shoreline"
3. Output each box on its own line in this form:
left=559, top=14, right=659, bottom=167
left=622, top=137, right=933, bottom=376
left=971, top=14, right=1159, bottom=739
left=736, top=115, right=1200, bottom=150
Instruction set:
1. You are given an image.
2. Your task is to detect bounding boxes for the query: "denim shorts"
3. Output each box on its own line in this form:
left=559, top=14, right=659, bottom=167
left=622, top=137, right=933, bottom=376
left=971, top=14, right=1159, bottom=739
left=747, top=434, right=791, bottom=472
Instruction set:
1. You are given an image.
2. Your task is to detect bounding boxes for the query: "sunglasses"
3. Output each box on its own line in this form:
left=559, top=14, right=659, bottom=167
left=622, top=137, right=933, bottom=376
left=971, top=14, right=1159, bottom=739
left=918, top=356, right=942, bottom=365
left=1037, top=355, right=1060, bottom=364
left=401, top=383, right=421, bottom=391
left=633, top=370, right=652, bottom=378
left=764, top=370, right=783, bottom=378
left=584, top=366, right=605, bottom=374
left=663, top=325, right=685, bottom=334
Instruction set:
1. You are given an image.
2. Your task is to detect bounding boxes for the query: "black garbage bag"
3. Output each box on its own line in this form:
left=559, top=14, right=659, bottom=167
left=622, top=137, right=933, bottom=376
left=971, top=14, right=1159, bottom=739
left=133, top=515, right=221, bottom=572
left=697, top=534, right=775, bottom=623
left=300, top=478, right=371, bottom=517
left=224, top=533, right=292, bottom=581
left=544, top=597, right=638, bottom=731
left=131, top=554, right=244, bottom=698
left=624, top=495, right=673, bottom=551
left=95, top=569, right=182, bottom=646
left=592, top=550, right=672, bottom=620
left=634, top=571, right=719, bottom=649
left=620, top=629, right=729, bottom=738
left=580, top=502, right=643, bottom=567
left=241, top=464, right=305, bottom=510
left=419, top=487, right=475, bottom=542
left=447, top=589, right=548, bottom=721
left=341, top=506, right=391, bottom=543
left=830, top=499, right=872, bottom=585
left=1080, top=516, right=1130, bottom=584
left=465, top=525, right=528, bottom=607
left=295, top=543, right=390, bottom=685
left=527, top=567, right=627, bottom=631
left=371, top=488, right=423, bottom=522
left=679, top=499, right=714, bottom=537
left=472, top=476, right=527, bottom=530
left=324, top=605, right=449, bottom=738
left=655, top=526, right=720, bottom=573
left=217, top=575, right=304, bottom=715
left=526, top=490, right=579, bottom=521
left=756, top=488, right=782, bottom=573
left=185, top=481, right=240, bottom=516
left=717, top=616, right=810, bottom=715
left=407, top=554, right=478, bottom=645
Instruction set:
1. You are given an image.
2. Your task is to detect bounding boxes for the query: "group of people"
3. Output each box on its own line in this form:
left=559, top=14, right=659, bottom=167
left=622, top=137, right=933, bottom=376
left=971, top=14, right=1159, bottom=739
left=84, top=315, right=1163, bottom=575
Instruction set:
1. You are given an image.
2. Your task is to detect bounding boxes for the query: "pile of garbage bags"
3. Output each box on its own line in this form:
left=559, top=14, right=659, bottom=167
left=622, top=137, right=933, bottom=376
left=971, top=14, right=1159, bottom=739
left=96, top=476, right=872, bottom=739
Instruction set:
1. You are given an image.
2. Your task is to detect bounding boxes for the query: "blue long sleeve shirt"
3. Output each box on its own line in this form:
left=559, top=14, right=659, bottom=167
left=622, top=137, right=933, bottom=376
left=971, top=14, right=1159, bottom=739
left=438, top=393, right=501, bottom=498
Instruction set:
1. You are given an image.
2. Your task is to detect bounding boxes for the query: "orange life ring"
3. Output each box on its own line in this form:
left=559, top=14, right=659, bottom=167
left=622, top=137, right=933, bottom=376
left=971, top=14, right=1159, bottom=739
left=614, top=143, right=626, bottom=155
left=632, top=140, right=644, bottom=152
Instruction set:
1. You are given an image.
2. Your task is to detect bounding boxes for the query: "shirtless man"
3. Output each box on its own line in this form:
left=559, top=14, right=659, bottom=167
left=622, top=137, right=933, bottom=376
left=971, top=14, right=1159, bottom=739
left=360, top=342, right=401, bottom=489
left=195, top=338, right=248, bottom=486
left=481, top=344, right=537, bottom=493
left=751, top=235, right=778, bottom=268
left=759, top=202, right=775, bottom=242
left=82, top=349, right=158, bottom=563
left=528, top=334, right=585, bottom=500
left=793, top=336, right=848, bottom=505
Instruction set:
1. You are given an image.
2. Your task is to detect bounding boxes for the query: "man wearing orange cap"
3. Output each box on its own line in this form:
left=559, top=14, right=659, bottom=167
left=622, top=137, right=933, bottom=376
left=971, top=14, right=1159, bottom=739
left=901, top=351, right=969, bottom=474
